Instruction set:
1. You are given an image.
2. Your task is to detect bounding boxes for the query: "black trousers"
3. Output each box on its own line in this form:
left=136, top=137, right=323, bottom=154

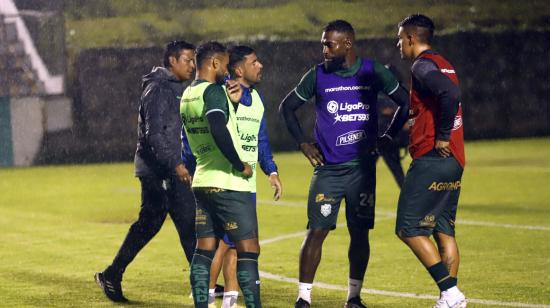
left=110, top=175, right=196, bottom=274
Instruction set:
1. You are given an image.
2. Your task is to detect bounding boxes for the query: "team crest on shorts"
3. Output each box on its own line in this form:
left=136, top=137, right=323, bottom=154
left=320, top=203, right=332, bottom=217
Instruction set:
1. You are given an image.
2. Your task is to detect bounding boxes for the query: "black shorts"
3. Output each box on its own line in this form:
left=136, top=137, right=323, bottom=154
left=396, top=152, right=463, bottom=237
left=307, top=156, right=376, bottom=231
left=193, top=188, right=257, bottom=241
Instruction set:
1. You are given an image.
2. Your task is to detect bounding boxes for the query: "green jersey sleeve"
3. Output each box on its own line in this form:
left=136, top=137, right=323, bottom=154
left=294, top=67, right=316, bottom=102
left=373, top=61, right=400, bottom=95
left=204, top=83, right=229, bottom=121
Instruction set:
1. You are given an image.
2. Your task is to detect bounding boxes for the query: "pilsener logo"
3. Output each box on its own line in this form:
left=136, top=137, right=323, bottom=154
left=336, top=130, right=366, bottom=146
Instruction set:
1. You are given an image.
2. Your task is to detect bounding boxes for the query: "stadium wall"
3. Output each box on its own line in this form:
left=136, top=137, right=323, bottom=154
left=37, top=30, right=550, bottom=163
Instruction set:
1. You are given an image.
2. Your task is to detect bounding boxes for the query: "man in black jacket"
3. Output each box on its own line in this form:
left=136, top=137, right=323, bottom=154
left=95, top=41, right=197, bottom=303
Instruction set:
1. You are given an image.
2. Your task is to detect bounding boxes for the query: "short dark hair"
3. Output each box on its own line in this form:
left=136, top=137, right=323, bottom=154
left=228, top=45, right=255, bottom=77
left=324, top=19, right=355, bottom=36
left=195, top=41, right=227, bottom=69
left=398, top=14, right=435, bottom=44
left=163, top=40, right=195, bottom=68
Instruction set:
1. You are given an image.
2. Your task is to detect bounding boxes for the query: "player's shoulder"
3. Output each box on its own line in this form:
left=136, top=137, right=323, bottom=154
left=411, top=57, right=438, bottom=80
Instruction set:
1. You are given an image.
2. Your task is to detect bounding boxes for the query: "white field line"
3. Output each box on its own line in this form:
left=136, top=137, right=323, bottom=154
left=258, top=226, right=550, bottom=307
left=259, top=271, right=550, bottom=308
left=259, top=199, right=550, bottom=231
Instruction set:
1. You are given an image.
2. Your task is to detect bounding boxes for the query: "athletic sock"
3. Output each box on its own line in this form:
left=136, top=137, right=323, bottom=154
left=191, top=249, right=215, bottom=307
left=347, top=278, right=363, bottom=300
left=222, top=291, right=239, bottom=308
left=236, top=252, right=261, bottom=308
left=297, top=282, right=313, bottom=304
left=208, top=288, right=216, bottom=305
left=427, top=262, right=457, bottom=292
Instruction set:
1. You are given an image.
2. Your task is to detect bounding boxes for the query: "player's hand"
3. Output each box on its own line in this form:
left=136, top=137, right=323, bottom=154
left=268, top=173, right=282, bottom=201
left=175, top=163, right=192, bottom=186
left=300, top=142, right=325, bottom=167
left=376, top=134, right=393, bottom=154
left=225, top=79, right=242, bottom=103
left=241, top=162, right=253, bottom=178
left=435, top=139, right=451, bottom=158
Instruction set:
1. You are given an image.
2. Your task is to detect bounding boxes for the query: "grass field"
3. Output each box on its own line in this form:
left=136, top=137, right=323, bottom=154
left=1, top=138, right=549, bottom=307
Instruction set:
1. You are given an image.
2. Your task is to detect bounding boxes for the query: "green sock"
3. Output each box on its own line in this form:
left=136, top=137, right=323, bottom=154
left=190, top=249, right=215, bottom=307
left=237, top=252, right=261, bottom=308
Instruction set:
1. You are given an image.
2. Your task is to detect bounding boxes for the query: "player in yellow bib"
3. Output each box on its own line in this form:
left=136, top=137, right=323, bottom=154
left=180, top=41, right=262, bottom=308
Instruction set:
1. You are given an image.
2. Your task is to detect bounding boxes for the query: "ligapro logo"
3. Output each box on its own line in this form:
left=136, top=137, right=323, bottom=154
left=327, top=100, right=339, bottom=114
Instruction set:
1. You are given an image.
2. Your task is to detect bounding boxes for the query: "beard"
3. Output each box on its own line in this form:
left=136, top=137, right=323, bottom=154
left=215, top=71, right=228, bottom=84
left=324, top=55, right=345, bottom=72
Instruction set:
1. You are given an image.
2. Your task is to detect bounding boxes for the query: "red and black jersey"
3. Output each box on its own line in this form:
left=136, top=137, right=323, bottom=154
left=408, top=52, right=465, bottom=168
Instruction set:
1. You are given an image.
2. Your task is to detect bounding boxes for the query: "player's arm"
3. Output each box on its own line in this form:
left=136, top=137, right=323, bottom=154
left=203, top=84, right=247, bottom=174
left=412, top=58, right=461, bottom=156
left=257, top=113, right=282, bottom=200
left=374, top=62, right=409, bottom=141
left=278, top=68, right=315, bottom=145
left=279, top=68, right=325, bottom=166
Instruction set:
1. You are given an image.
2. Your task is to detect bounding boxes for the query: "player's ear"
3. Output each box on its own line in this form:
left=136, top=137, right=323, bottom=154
left=212, top=56, right=220, bottom=70
left=169, top=55, right=178, bottom=67
left=344, top=38, right=352, bottom=49
left=234, top=65, right=244, bottom=78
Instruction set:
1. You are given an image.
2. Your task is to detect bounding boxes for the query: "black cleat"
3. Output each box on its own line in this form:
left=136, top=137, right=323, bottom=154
left=94, top=271, right=128, bottom=302
left=344, top=296, right=367, bottom=308
left=295, top=298, right=311, bottom=308
left=214, top=283, right=225, bottom=298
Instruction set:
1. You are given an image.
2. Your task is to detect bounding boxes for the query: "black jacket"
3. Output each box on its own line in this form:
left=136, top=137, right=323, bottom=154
left=134, top=67, right=184, bottom=178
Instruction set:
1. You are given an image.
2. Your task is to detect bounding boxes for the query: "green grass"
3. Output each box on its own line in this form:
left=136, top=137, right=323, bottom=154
left=1, top=138, right=550, bottom=307
left=65, top=0, right=550, bottom=52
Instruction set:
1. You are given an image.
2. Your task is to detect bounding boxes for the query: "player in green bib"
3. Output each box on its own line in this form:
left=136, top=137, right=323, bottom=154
left=206, top=45, right=283, bottom=308
left=180, top=41, right=262, bottom=308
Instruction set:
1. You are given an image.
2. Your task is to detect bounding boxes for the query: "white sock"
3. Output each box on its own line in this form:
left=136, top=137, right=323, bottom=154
left=347, top=278, right=363, bottom=300
left=208, top=288, right=216, bottom=304
left=298, top=282, right=313, bottom=303
left=222, top=291, right=239, bottom=308
left=442, top=286, right=460, bottom=297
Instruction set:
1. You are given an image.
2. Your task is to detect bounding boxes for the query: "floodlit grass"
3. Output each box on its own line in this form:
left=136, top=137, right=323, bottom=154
left=0, top=138, right=549, bottom=307
left=65, top=0, right=550, bottom=52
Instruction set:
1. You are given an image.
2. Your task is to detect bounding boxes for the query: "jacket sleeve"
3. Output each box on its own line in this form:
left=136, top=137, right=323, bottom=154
left=143, top=82, right=181, bottom=173
left=257, top=116, right=278, bottom=175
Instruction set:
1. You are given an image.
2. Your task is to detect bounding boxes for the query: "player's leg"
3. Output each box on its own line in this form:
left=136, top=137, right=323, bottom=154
left=343, top=155, right=376, bottom=308
left=190, top=188, right=220, bottom=308
left=396, top=154, right=465, bottom=307
left=166, top=175, right=197, bottom=264
left=296, top=166, right=345, bottom=307
left=95, top=175, right=168, bottom=302
left=217, top=190, right=261, bottom=308
left=208, top=238, right=231, bottom=306
left=433, top=170, right=466, bottom=307
left=221, top=245, right=240, bottom=308
left=381, top=145, right=405, bottom=188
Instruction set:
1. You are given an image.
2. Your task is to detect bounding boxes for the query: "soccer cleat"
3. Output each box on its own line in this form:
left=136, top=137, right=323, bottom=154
left=295, top=298, right=311, bottom=308
left=94, top=271, right=128, bottom=302
left=344, top=296, right=367, bottom=308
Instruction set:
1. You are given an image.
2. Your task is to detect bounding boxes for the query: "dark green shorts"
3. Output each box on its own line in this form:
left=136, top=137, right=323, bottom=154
left=396, top=152, right=463, bottom=237
left=193, top=188, right=257, bottom=241
left=307, top=156, right=376, bottom=231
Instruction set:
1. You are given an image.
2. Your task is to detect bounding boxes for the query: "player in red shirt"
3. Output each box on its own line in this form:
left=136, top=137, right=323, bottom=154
left=396, top=14, right=467, bottom=308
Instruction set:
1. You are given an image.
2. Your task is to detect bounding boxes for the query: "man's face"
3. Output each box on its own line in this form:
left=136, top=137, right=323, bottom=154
left=321, top=30, right=348, bottom=72
left=239, top=52, right=263, bottom=86
left=170, top=49, right=195, bottom=81
left=397, top=27, right=413, bottom=59
left=214, top=52, right=230, bottom=84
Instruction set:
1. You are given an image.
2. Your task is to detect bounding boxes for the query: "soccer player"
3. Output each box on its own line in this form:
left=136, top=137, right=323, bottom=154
left=279, top=20, right=409, bottom=308
left=180, top=41, right=261, bottom=308
left=206, top=45, right=282, bottom=308
left=94, top=40, right=197, bottom=302
left=395, top=14, right=467, bottom=308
